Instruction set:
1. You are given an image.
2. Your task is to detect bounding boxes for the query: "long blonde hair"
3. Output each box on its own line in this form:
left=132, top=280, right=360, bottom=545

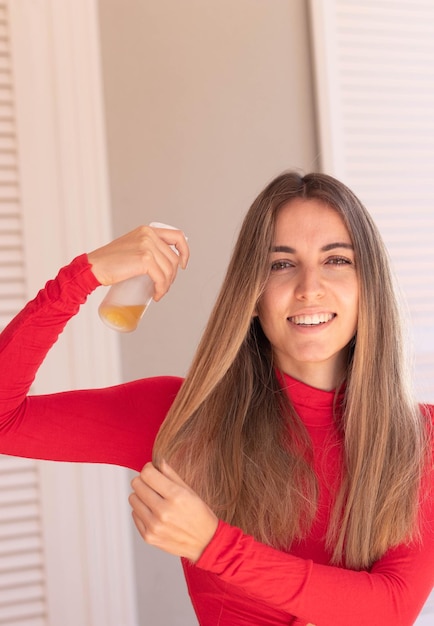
left=154, top=172, right=429, bottom=569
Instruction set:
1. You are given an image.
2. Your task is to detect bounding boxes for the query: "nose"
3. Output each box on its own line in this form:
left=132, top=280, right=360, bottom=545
left=294, top=267, right=325, bottom=300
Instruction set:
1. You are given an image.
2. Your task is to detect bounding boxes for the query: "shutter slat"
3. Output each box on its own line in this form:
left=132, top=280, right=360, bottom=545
left=0, top=120, right=14, bottom=135
left=0, top=552, right=43, bottom=572
left=0, top=25, right=8, bottom=41
left=0, top=87, right=12, bottom=104
left=0, top=153, right=17, bottom=167
left=0, top=600, right=46, bottom=622
left=0, top=170, right=18, bottom=184
left=0, top=267, right=25, bottom=282
left=0, top=487, right=40, bottom=507
left=0, top=458, right=35, bottom=472
left=0, top=284, right=26, bottom=300
left=0, top=232, right=23, bottom=247
left=0, top=103, right=15, bottom=118
left=0, top=249, right=24, bottom=264
left=0, top=470, right=38, bottom=489
left=0, top=215, right=20, bottom=230
left=0, top=536, right=43, bottom=557
left=0, top=567, right=44, bottom=590
left=0, top=502, right=40, bottom=522
left=0, top=519, right=40, bottom=540
left=0, top=200, right=20, bottom=215
left=0, top=298, right=27, bottom=312
left=0, top=583, right=45, bottom=607
left=0, top=615, right=47, bottom=626
left=0, top=183, right=18, bottom=200
left=0, top=56, right=11, bottom=72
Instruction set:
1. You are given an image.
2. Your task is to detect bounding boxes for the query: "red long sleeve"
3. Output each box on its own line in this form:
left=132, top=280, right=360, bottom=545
left=190, top=513, right=434, bottom=625
left=0, top=255, right=182, bottom=471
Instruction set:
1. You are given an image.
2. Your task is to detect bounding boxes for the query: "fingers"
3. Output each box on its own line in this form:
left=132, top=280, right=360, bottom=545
left=158, top=459, right=189, bottom=488
left=128, top=464, right=183, bottom=553
left=128, top=463, right=175, bottom=539
left=133, top=461, right=178, bottom=498
left=129, top=462, right=219, bottom=562
left=131, top=510, right=147, bottom=541
left=151, top=226, right=189, bottom=271
left=145, top=229, right=187, bottom=301
left=146, top=226, right=189, bottom=301
left=87, top=224, right=189, bottom=298
left=128, top=482, right=157, bottom=541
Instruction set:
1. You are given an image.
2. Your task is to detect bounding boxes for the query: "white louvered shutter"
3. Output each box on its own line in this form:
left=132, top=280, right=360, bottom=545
left=0, top=459, right=46, bottom=625
left=309, top=1, right=434, bottom=620
left=310, top=0, right=434, bottom=403
left=0, top=1, right=48, bottom=624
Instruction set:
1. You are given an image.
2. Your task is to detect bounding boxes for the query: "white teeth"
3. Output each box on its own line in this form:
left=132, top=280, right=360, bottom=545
left=290, top=313, right=334, bottom=326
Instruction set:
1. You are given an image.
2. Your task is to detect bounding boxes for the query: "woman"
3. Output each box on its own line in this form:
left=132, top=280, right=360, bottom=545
left=0, top=172, right=433, bottom=625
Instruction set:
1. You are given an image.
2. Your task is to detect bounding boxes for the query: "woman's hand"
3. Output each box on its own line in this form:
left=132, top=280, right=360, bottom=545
left=129, top=461, right=219, bottom=562
left=87, top=224, right=189, bottom=301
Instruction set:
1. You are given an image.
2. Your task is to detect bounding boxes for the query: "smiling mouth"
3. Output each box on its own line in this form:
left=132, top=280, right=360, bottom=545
left=288, top=313, right=336, bottom=326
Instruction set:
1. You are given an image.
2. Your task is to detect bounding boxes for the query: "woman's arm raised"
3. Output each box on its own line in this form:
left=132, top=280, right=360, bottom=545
left=0, top=226, right=188, bottom=469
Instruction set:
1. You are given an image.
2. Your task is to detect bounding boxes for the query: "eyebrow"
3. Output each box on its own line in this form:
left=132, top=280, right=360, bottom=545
left=271, top=242, right=354, bottom=253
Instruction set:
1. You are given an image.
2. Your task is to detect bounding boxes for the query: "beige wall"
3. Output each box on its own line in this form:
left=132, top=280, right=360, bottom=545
left=98, top=1, right=317, bottom=623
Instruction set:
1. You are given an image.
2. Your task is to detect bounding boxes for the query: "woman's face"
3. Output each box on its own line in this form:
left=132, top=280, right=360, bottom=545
left=257, top=198, right=359, bottom=391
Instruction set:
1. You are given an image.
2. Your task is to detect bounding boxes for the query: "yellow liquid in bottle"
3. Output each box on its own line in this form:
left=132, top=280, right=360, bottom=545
left=98, top=304, right=147, bottom=332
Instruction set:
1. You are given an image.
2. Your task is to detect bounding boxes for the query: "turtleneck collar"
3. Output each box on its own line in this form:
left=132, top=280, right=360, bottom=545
left=278, top=371, right=345, bottom=428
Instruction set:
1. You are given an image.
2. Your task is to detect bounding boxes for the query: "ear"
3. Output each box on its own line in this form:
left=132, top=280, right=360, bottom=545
left=252, top=297, right=260, bottom=318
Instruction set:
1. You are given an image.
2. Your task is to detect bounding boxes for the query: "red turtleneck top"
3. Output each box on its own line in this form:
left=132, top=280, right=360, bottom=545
left=0, top=255, right=433, bottom=625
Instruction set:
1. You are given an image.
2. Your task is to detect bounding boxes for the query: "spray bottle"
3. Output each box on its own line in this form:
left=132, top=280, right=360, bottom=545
left=98, top=222, right=181, bottom=332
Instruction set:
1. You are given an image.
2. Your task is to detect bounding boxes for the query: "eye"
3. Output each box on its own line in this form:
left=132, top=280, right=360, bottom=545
left=270, top=260, right=294, bottom=271
left=326, top=256, right=353, bottom=266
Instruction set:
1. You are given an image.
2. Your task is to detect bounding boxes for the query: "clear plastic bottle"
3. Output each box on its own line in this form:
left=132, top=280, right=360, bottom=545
left=98, top=222, right=180, bottom=332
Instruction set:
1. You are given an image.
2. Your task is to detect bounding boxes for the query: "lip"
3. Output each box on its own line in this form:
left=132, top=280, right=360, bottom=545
left=287, top=311, right=336, bottom=331
left=288, top=306, right=335, bottom=317
left=288, top=308, right=336, bottom=319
